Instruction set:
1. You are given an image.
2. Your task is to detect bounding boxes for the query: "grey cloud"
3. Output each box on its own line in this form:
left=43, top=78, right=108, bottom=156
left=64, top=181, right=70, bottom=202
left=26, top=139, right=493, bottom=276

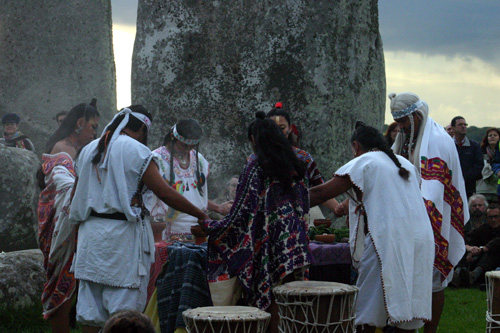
left=379, top=0, right=500, bottom=66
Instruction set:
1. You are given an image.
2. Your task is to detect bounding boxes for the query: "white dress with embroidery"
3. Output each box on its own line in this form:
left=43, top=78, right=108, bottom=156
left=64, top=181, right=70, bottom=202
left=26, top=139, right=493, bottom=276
left=144, top=146, right=209, bottom=238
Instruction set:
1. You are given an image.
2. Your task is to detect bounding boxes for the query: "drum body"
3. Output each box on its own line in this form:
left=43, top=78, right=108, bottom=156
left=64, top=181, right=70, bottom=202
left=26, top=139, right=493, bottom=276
left=486, top=271, right=500, bottom=332
left=273, top=281, right=358, bottom=333
left=182, top=306, right=270, bottom=333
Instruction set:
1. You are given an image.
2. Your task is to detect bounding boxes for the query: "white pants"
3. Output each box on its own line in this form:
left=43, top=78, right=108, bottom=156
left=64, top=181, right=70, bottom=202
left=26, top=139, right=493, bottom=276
left=76, top=279, right=149, bottom=327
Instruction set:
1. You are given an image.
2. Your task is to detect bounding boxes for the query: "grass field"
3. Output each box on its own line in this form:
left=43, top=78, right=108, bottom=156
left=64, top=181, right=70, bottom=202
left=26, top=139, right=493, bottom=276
left=0, top=287, right=488, bottom=332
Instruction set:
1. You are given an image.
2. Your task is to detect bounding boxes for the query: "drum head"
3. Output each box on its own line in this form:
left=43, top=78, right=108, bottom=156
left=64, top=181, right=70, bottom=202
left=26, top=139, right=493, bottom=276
left=486, top=271, right=500, bottom=279
left=273, top=281, right=358, bottom=296
left=183, top=306, right=270, bottom=321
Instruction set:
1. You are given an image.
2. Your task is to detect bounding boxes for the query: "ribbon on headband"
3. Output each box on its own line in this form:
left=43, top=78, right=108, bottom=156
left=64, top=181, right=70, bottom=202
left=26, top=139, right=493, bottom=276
left=172, top=124, right=200, bottom=145
left=391, top=100, right=426, bottom=119
left=99, top=108, right=152, bottom=169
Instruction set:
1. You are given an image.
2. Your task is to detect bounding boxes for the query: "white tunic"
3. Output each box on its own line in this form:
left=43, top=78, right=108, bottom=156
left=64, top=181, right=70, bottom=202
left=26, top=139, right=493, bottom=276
left=335, top=151, right=434, bottom=325
left=69, top=135, right=155, bottom=288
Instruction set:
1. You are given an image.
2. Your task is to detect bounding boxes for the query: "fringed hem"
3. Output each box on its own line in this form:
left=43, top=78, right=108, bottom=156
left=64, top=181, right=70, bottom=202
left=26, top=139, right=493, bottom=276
left=76, top=277, right=140, bottom=290
left=42, top=285, right=77, bottom=319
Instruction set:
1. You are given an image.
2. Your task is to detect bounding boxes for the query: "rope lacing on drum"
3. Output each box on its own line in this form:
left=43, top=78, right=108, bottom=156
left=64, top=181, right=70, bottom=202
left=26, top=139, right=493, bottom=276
left=275, top=287, right=357, bottom=333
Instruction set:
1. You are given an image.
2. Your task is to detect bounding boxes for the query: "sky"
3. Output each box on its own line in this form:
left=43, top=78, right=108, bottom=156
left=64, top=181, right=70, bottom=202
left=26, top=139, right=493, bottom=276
left=110, top=0, right=500, bottom=128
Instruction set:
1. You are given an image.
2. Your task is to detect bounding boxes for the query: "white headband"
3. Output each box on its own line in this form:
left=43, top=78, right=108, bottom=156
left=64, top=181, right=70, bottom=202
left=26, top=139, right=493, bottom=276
left=99, top=108, right=152, bottom=169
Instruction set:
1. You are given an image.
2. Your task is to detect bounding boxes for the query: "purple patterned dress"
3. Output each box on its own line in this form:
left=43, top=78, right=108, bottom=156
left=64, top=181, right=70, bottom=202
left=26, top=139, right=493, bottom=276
left=205, top=156, right=312, bottom=310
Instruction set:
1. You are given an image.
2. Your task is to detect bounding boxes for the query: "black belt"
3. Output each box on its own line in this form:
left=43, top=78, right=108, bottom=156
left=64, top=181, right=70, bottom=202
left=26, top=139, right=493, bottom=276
left=90, top=210, right=127, bottom=221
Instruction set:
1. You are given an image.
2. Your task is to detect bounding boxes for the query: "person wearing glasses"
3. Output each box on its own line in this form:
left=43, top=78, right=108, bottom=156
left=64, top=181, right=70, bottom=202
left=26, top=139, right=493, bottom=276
left=451, top=116, right=483, bottom=199
left=452, top=203, right=500, bottom=287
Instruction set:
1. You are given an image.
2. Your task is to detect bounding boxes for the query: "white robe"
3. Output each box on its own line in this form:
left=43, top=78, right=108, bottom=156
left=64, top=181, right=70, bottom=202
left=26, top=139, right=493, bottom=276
left=335, top=151, right=434, bottom=325
left=419, top=117, right=469, bottom=283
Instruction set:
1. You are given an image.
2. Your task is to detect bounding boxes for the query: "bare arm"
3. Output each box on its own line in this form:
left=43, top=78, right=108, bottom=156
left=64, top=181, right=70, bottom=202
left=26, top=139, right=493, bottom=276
left=320, top=198, right=340, bottom=214
left=207, top=200, right=233, bottom=215
left=142, top=162, right=208, bottom=220
left=310, top=176, right=353, bottom=207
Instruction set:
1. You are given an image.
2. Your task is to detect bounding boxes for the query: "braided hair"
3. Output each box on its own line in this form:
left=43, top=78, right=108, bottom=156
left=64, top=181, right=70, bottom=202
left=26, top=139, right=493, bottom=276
left=162, top=119, right=204, bottom=196
left=91, top=105, right=151, bottom=165
left=351, top=121, right=410, bottom=180
left=248, top=111, right=306, bottom=191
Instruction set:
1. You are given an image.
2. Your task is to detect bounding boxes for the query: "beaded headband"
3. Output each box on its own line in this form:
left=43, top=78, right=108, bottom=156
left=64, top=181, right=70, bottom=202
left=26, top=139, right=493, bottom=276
left=391, top=100, right=425, bottom=119
left=172, top=124, right=200, bottom=145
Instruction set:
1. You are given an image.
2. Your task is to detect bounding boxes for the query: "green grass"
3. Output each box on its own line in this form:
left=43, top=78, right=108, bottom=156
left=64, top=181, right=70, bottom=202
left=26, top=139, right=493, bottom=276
left=0, top=302, right=81, bottom=333
left=0, top=287, right=487, bottom=332
left=437, top=287, right=487, bottom=332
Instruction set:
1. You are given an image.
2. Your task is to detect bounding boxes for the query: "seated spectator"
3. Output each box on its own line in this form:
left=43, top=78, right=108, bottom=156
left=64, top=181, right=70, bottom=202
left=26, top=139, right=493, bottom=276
left=102, top=310, right=155, bottom=333
left=55, top=111, right=67, bottom=127
left=464, top=194, right=488, bottom=234
left=0, top=113, right=35, bottom=151
left=384, top=121, right=399, bottom=147
left=452, top=203, right=500, bottom=287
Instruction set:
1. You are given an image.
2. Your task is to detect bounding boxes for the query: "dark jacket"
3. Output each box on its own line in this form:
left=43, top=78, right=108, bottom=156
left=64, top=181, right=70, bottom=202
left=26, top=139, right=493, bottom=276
left=455, top=137, right=483, bottom=197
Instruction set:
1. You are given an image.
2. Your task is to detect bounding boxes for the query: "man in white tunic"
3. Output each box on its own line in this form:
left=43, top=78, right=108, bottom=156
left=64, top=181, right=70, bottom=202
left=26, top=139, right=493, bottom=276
left=69, top=106, right=208, bottom=331
left=390, top=92, right=468, bottom=333
left=310, top=123, right=434, bottom=332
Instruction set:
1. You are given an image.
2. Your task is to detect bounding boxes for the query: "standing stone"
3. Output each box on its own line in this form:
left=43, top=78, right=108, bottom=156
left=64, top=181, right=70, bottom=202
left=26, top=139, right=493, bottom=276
left=132, top=0, right=385, bottom=196
left=0, top=249, right=45, bottom=310
left=0, top=146, right=39, bottom=252
left=0, top=0, right=116, bottom=154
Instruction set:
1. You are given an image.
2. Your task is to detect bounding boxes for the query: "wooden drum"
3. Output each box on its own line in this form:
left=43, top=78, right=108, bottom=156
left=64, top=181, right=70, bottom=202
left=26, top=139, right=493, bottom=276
left=182, top=306, right=270, bottom=333
left=273, top=281, right=358, bottom=333
left=486, top=271, right=500, bottom=332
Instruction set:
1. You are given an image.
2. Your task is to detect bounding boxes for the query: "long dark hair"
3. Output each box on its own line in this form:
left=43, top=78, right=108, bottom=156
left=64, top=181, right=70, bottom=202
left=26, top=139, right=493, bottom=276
left=37, top=99, right=100, bottom=189
left=351, top=121, right=410, bottom=180
left=249, top=111, right=306, bottom=190
left=162, top=119, right=204, bottom=195
left=44, top=99, right=99, bottom=154
left=91, top=105, right=152, bottom=165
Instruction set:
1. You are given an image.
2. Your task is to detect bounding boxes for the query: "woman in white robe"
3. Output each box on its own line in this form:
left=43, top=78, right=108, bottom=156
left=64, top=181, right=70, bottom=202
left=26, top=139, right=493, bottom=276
left=310, top=122, right=434, bottom=332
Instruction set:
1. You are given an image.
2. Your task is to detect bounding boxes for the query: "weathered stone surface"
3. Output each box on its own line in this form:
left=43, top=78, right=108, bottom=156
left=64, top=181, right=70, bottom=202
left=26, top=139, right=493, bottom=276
left=0, top=249, right=44, bottom=310
left=0, top=146, right=39, bottom=252
left=132, top=0, right=385, bottom=196
left=0, top=0, right=116, bottom=154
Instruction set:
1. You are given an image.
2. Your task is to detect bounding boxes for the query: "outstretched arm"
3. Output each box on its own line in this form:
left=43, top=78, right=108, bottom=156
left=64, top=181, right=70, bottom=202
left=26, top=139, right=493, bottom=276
left=207, top=200, right=233, bottom=216
left=142, top=162, right=208, bottom=220
left=310, top=175, right=353, bottom=207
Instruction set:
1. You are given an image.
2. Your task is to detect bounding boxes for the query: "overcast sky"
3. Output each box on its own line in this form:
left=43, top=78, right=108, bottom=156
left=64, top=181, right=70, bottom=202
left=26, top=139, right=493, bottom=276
left=111, top=0, right=500, bottom=127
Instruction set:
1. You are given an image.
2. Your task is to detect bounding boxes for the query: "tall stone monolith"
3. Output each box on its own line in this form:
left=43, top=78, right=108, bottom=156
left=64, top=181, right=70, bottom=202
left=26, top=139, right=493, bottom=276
left=0, top=0, right=116, bottom=154
left=132, top=0, right=385, bottom=197
left=0, top=146, right=39, bottom=252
